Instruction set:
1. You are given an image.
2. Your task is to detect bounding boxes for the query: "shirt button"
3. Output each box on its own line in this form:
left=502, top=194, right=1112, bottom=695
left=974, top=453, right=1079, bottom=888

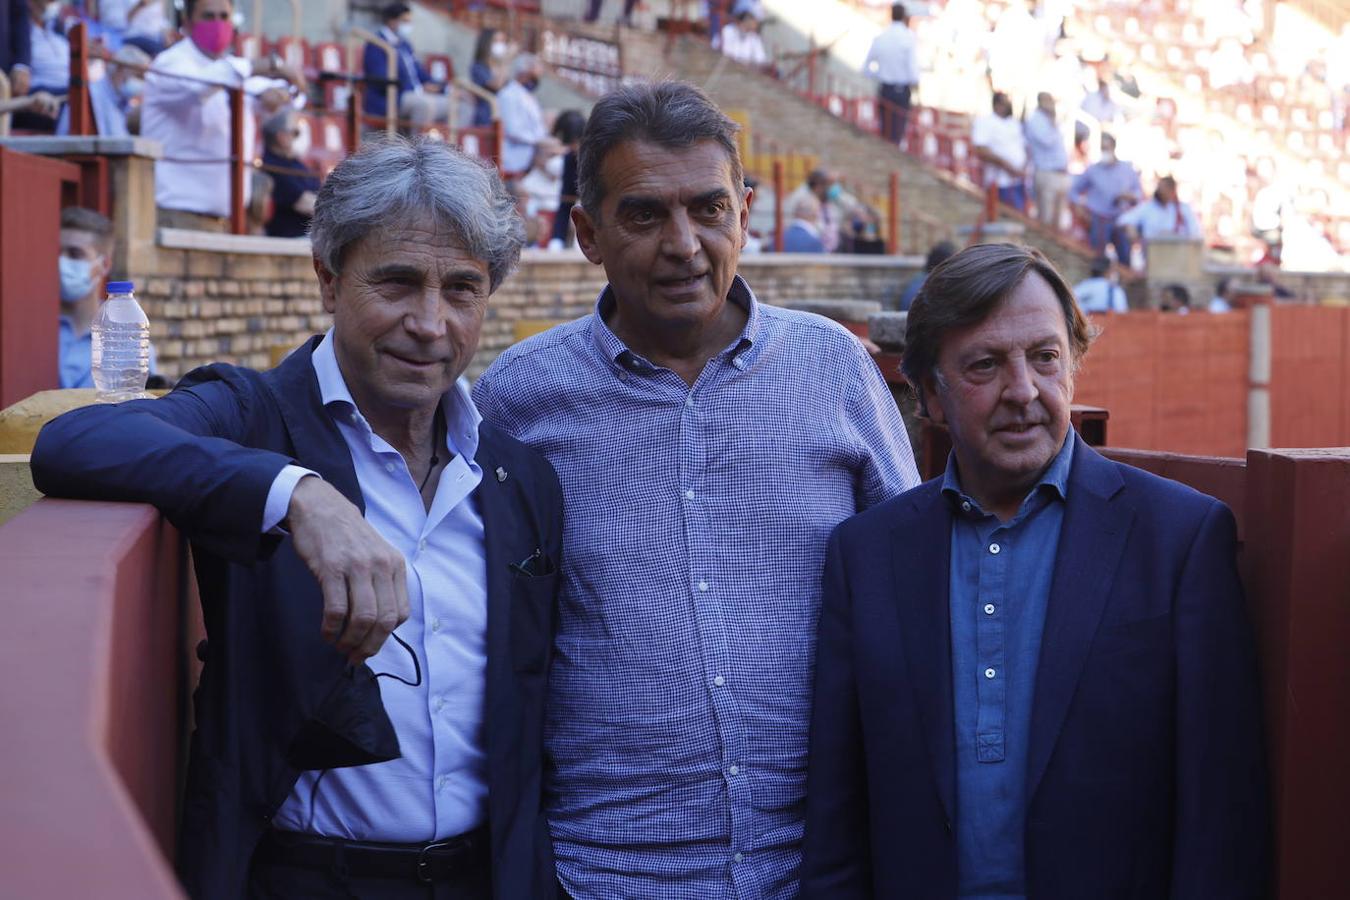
left=733, top=852, right=744, bottom=863
left=698, top=580, right=709, bottom=592
left=984, top=604, right=995, bottom=615
left=431, top=617, right=441, bottom=633
left=985, top=667, right=997, bottom=679
left=962, top=501, right=972, bottom=512
left=713, top=675, right=725, bottom=687
left=385, top=462, right=397, bottom=473
left=684, top=489, right=695, bottom=500
left=685, top=395, right=695, bottom=407
left=728, top=764, right=739, bottom=776
left=437, top=775, right=448, bottom=790
left=989, top=543, right=1001, bottom=555
left=434, top=696, right=445, bottom=711
left=418, top=538, right=427, bottom=553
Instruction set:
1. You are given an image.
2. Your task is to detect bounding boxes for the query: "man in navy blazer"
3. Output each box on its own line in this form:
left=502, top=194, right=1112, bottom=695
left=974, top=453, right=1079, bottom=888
left=32, top=139, right=561, bottom=899
left=802, top=242, right=1269, bottom=899
left=363, top=2, right=448, bottom=129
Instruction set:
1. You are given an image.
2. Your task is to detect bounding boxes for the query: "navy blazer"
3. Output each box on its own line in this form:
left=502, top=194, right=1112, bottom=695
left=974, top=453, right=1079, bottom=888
left=362, top=33, right=429, bottom=118
left=31, top=337, right=563, bottom=900
left=0, top=0, right=30, bottom=75
left=801, top=434, right=1269, bottom=899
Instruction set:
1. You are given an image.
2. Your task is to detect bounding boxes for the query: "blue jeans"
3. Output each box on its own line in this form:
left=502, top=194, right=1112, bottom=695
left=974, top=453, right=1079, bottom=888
left=998, top=183, right=1027, bottom=213
left=1089, top=214, right=1133, bottom=265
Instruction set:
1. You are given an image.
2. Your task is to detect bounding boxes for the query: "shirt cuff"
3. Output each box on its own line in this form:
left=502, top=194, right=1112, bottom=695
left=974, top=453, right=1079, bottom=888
left=262, top=465, right=319, bottom=534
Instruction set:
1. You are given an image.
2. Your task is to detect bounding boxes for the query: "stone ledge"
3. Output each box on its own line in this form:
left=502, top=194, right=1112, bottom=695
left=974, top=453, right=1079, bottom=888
left=0, top=134, right=162, bottom=158
left=158, top=228, right=313, bottom=257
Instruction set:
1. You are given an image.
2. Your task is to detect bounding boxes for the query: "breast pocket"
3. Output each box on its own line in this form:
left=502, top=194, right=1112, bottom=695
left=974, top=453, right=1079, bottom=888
left=510, top=571, right=558, bottom=675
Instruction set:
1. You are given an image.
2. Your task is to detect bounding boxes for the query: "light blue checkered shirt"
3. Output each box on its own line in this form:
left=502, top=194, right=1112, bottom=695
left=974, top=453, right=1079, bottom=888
left=474, top=276, right=920, bottom=898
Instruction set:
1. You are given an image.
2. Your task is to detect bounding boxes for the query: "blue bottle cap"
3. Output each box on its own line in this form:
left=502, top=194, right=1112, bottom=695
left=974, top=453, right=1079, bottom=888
left=107, top=281, right=135, bottom=293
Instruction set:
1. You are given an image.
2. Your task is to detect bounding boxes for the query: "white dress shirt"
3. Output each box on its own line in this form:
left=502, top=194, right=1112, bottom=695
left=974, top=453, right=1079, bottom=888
left=142, top=38, right=256, bottom=217
left=269, top=331, right=490, bottom=842
left=720, top=24, right=768, bottom=66
left=1074, top=276, right=1128, bottom=313
left=972, top=112, right=1027, bottom=188
left=864, top=22, right=920, bottom=86
left=497, top=79, right=546, bottom=174
left=1116, top=198, right=1202, bottom=241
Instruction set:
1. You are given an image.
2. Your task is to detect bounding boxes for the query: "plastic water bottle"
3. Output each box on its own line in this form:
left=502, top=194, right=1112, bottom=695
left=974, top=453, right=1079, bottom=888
left=91, top=280, right=151, bottom=402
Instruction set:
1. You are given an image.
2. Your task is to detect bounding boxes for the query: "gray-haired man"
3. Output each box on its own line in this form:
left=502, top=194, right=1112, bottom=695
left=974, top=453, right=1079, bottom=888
left=474, top=80, right=919, bottom=898
left=32, top=138, right=563, bottom=900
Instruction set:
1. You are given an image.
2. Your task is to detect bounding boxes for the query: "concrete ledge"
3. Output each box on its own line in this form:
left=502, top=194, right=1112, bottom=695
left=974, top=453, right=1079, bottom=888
left=0, top=135, right=162, bottom=158
left=158, top=228, right=313, bottom=256
left=740, top=252, right=923, bottom=269
left=0, top=454, right=39, bottom=526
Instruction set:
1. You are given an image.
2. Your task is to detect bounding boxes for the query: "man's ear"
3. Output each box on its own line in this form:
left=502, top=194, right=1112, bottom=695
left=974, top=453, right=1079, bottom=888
left=739, top=185, right=754, bottom=250
left=313, top=257, right=339, bottom=315
left=571, top=204, right=604, bottom=266
left=922, top=372, right=947, bottom=425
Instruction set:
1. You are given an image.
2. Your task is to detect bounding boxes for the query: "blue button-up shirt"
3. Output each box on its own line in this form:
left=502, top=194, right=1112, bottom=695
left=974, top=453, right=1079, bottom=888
left=270, top=331, right=491, bottom=842
left=1023, top=109, right=1068, bottom=173
left=944, top=435, right=1074, bottom=900
left=474, top=276, right=919, bottom=899
left=1069, top=160, right=1142, bottom=219
left=58, top=314, right=157, bottom=388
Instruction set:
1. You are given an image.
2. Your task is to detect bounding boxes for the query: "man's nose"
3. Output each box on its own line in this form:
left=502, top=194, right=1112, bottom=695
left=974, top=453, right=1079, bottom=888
left=660, top=209, right=699, bottom=261
left=1001, top=357, right=1038, bottom=405
left=404, top=288, right=446, bottom=340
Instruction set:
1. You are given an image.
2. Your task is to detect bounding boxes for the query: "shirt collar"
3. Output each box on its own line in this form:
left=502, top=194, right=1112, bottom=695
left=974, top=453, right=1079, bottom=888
left=311, top=329, right=482, bottom=463
left=588, top=273, right=762, bottom=377
left=941, top=430, right=1075, bottom=517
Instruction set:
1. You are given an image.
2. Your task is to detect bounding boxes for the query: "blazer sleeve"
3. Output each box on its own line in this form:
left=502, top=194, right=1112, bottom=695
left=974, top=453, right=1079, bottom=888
left=800, top=529, right=874, bottom=899
left=1170, top=499, right=1271, bottom=899
left=30, top=368, right=294, bottom=565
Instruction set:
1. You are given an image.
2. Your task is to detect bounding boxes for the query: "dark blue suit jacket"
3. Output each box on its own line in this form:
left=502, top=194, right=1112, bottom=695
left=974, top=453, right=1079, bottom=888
left=362, top=32, right=429, bottom=118
left=1, top=0, right=31, bottom=75
left=32, top=337, right=563, bottom=900
left=802, top=433, right=1269, bottom=899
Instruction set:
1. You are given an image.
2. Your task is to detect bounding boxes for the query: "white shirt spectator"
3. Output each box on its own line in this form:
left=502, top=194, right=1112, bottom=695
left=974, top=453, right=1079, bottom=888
left=1074, top=276, right=1128, bottom=313
left=971, top=112, right=1027, bottom=188
left=1117, top=198, right=1201, bottom=241
left=720, top=23, right=768, bottom=66
left=142, top=37, right=256, bottom=217
left=1081, top=87, right=1121, bottom=124
left=28, top=19, right=70, bottom=91
left=1207, top=295, right=1232, bottom=313
left=127, top=1, right=168, bottom=41
left=863, top=21, right=919, bottom=86
left=520, top=166, right=561, bottom=216
left=497, top=79, right=546, bottom=175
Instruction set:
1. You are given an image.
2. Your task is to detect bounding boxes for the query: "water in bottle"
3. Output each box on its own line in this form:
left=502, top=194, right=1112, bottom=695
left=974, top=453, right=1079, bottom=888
left=91, top=280, right=151, bottom=402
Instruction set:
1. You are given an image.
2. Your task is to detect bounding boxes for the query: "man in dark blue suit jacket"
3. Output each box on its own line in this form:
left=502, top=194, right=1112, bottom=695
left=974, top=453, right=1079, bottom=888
left=1, top=0, right=32, bottom=93
left=363, top=2, right=446, bottom=127
left=802, top=242, right=1269, bottom=899
left=33, top=139, right=560, bottom=899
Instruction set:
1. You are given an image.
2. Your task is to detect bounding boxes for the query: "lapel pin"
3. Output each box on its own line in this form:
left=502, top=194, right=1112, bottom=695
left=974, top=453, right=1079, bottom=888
left=495, top=466, right=508, bottom=483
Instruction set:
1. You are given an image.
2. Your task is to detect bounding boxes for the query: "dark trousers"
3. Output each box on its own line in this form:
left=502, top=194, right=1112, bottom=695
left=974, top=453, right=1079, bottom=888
left=1089, top=213, right=1133, bottom=265
left=879, top=82, right=913, bottom=146
left=246, top=836, right=491, bottom=900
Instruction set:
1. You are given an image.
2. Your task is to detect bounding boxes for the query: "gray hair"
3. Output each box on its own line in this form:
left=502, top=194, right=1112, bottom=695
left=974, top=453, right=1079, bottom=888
left=577, top=80, right=743, bottom=220
left=511, top=52, right=539, bottom=78
left=310, top=135, right=524, bottom=293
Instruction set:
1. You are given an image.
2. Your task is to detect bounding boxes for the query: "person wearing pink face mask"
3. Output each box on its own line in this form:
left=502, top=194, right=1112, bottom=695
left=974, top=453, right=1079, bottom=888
left=141, top=0, right=306, bottom=231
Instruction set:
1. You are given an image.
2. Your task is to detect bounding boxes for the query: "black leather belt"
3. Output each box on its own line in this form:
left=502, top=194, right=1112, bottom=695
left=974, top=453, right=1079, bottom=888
left=255, top=825, right=489, bottom=884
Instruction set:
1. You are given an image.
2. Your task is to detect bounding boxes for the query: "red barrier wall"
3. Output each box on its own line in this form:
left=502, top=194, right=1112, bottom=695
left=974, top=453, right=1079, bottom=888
left=0, top=500, right=185, bottom=898
left=1269, top=306, right=1350, bottom=448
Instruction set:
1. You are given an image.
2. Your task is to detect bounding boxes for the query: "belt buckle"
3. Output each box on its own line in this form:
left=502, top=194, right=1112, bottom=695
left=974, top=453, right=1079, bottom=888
left=416, top=839, right=454, bottom=884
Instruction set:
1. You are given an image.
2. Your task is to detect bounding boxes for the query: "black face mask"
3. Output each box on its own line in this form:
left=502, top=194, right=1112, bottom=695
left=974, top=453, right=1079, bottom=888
left=522, top=76, right=540, bottom=92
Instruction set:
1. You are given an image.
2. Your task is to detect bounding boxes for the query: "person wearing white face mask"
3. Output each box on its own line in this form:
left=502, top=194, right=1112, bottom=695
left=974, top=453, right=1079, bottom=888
left=57, top=207, right=157, bottom=388
left=518, top=136, right=565, bottom=247
left=363, top=2, right=450, bottom=131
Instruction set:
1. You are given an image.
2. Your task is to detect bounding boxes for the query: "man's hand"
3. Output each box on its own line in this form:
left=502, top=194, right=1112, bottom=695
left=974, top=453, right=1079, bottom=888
left=286, top=476, right=409, bottom=666
left=23, top=91, right=60, bottom=118
left=10, top=67, right=31, bottom=96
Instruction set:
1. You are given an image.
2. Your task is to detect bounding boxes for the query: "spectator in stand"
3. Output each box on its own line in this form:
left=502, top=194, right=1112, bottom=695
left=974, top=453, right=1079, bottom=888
left=1024, top=91, right=1070, bottom=228
left=973, top=91, right=1029, bottom=212
left=1208, top=276, right=1234, bottom=313
left=519, top=136, right=565, bottom=239
left=1, top=0, right=32, bottom=100
left=1255, top=258, right=1295, bottom=299
left=1117, top=175, right=1201, bottom=263
left=584, top=0, right=639, bottom=26
left=17, top=0, right=67, bottom=132
left=896, top=239, right=957, bottom=311
left=783, top=194, right=826, bottom=253
left=57, top=206, right=158, bottom=388
left=62, top=42, right=149, bottom=137
left=468, top=27, right=508, bottom=128
left=363, top=2, right=451, bottom=132
left=864, top=3, right=920, bottom=146
left=548, top=108, right=586, bottom=250
left=142, top=0, right=305, bottom=231
left=1073, top=255, right=1128, bottom=314
left=1160, top=283, right=1193, bottom=314
left=988, top=0, right=1045, bottom=115
left=98, top=0, right=169, bottom=55
left=497, top=53, right=546, bottom=177
left=720, top=11, right=768, bottom=69
left=1069, top=133, right=1141, bottom=264
left=260, top=109, right=319, bottom=239
left=787, top=168, right=844, bottom=253
left=1080, top=75, right=1122, bottom=126
left=0, top=84, right=56, bottom=117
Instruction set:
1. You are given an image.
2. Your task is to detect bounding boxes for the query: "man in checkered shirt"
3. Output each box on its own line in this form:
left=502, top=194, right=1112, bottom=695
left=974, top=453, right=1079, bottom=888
left=474, top=81, right=920, bottom=898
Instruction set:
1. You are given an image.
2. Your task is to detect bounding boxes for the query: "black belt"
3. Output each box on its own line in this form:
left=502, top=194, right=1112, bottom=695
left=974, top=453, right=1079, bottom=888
left=255, top=825, right=489, bottom=884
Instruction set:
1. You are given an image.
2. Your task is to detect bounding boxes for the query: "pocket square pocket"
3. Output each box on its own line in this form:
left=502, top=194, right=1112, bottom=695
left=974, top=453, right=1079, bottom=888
left=509, top=547, right=555, bottom=578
